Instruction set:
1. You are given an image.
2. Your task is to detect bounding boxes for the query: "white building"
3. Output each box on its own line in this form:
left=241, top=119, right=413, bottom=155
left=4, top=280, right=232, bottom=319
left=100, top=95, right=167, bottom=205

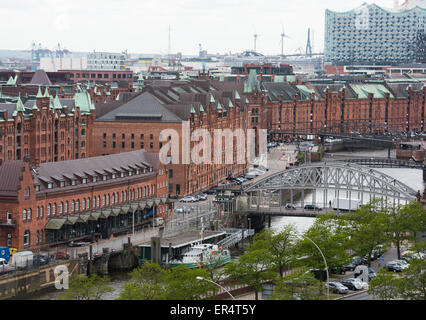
left=87, top=52, right=126, bottom=70
left=39, top=57, right=87, bottom=72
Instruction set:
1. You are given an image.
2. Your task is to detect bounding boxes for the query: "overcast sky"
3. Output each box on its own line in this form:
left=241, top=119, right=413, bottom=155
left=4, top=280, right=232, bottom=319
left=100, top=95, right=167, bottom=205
left=0, top=0, right=402, bottom=56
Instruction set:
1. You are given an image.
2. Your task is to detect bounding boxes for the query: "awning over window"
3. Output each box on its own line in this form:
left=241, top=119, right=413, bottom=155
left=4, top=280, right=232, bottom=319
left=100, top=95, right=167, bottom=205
left=45, top=218, right=69, bottom=230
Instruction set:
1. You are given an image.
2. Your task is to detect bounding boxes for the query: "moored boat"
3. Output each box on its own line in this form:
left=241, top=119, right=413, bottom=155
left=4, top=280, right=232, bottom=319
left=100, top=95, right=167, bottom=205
left=169, top=243, right=231, bottom=269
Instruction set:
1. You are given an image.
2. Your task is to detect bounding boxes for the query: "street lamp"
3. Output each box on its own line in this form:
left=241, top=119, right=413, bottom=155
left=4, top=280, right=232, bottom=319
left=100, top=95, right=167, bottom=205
left=196, top=276, right=236, bottom=300
left=295, top=231, right=329, bottom=300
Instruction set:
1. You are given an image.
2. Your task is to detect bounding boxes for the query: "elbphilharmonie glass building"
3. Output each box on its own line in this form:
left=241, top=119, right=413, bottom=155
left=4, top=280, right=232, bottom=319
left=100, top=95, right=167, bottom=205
left=325, top=2, right=426, bottom=65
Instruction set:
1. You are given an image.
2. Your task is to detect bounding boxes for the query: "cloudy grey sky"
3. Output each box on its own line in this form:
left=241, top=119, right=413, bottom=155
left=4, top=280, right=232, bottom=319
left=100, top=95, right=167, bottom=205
left=0, top=0, right=401, bottom=55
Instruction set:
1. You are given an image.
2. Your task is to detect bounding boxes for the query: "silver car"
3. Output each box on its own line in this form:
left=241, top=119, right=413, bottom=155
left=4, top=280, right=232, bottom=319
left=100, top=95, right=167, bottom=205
left=326, top=282, right=349, bottom=294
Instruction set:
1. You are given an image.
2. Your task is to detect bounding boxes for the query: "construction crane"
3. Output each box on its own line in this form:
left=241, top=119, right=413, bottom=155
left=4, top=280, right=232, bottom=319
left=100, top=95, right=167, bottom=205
left=280, top=25, right=291, bottom=56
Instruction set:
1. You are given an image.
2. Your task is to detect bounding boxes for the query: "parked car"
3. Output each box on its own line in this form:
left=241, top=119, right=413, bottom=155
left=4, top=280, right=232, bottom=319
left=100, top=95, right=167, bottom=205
left=0, top=258, right=14, bottom=274
left=196, top=193, right=207, bottom=201
left=352, top=256, right=368, bottom=266
left=174, top=206, right=193, bottom=214
left=368, top=268, right=377, bottom=280
left=33, top=254, right=49, bottom=266
left=256, top=165, right=269, bottom=172
left=304, top=204, right=321, bottom=211
left=50, top=252, right=70, bottom=260
left=325, top=282, right=349, bottom=294
left=386, top=260, right=409, bottom=272
left=205, top=189, right=217, bottom=195
left=180, top=196, right=196, bottom=203
left=331, top=266, right=346, bottom=275
left=340, top=278, right=363, bottom=291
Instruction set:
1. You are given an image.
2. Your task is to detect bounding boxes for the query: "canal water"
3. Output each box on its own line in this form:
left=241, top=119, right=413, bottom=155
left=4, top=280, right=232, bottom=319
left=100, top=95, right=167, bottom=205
left=25, top=149, right=424, bottom=300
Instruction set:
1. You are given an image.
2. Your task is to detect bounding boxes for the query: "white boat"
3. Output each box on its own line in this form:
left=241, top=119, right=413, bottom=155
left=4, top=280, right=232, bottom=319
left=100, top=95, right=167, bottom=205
left=169, top=243, right=231, bottom=269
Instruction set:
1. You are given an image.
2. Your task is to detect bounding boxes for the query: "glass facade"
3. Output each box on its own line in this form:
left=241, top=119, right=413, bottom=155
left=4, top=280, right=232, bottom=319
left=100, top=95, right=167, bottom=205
left=325, top=4, right=426, bottom=65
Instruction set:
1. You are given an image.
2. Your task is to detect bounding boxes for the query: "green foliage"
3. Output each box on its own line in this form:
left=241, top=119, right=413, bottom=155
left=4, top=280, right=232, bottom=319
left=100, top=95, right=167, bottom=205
left=367, top=269, right=400, bottom=300
left=369, top=259, right=426, bottom=300
left=118, top=262, right=215, bottom=300
left=386, top=201, right=426, bottom=259
left=340, top=199, right=391, bottom=266
left=269, top=268, right=323, bottom=300
left=225, top=245, right=276, bottom=300
left=295, top=215, right=351, bottom=270
left=58, top=274, right=113, bottom=300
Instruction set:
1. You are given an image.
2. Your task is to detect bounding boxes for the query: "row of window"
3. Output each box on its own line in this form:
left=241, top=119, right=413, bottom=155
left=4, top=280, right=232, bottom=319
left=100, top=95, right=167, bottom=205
left=103, top=133, right=154, bottom=140
left=24, top=185, right=163, bottom=222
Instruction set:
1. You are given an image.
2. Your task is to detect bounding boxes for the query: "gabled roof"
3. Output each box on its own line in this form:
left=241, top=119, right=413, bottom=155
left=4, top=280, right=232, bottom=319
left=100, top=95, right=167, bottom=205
left=0, top=161, right=25, bottom=197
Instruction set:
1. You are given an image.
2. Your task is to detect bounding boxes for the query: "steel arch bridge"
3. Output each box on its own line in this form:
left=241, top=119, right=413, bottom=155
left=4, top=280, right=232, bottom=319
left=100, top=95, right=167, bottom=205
left=242, top=162, right=417, bottom=202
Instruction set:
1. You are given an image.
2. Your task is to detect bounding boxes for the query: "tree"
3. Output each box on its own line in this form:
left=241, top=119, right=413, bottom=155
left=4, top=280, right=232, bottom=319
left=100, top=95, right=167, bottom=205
left=118, top=263, right=214, bottom=300
left=269, top=268, right=323, bottom=300
left=296, top=214, right=351, bottom=272
left=386, top=201, right=426, bottom=260
left=342, top=199, right=391, bottom=267
left=118, top=262, right=169, bottom=300
left=166, top=265, right=215, bottom=300
left=252, top=225, right=298, bottom=278
left=397, top=259, right=426, bottom=300
left=224, top=247, right=276, bottom=300
left=58, top=274, right=113, bottom=300
left=367, top=269, right=400, bottom=300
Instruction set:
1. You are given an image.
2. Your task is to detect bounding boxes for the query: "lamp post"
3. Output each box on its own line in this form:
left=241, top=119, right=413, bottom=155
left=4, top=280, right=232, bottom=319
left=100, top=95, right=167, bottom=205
left=196, top=276, right=235, bottom=300
left=295, top=231, right=329, bottom=300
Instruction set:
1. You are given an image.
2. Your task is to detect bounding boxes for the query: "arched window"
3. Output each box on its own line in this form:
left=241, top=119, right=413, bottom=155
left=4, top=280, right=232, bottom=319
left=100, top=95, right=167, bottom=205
left=93, top=197, right=96, bottom=209
left=82, top=198, right=86, bottom=211
left=107, top=194, right=110, bottom=206
left=71, top=200, right=75, bottom=213
left=40, top=206, right=44, bottom=218
left=144, top=186, right=146, bottom=197
left=37, top=207, right=40, bottom=219
left=87, top=198, right=90, bottom=210
left=64, top=202, right=68, bottom=214
left=112, top=193, right=115, bottom=205
left=102, top=195, right=106, bottom=207
left=47, top=204, right=51, bottom=217
left=23, top=209, right=27, bottom=221
left=121, top=192, right=124, bottom=203
left=76, top=199, right=80, bottom=212
left=36, top=231, right=39, bottom=245
left=27, top=208, right=31, bottom=220
left=24, top=230, right=30, bottom=246
left=52, top=203, right=56, bottom=216
left=97, top=196, right=100, bottom=208
left=25, top=187, right=30, bottom=200
left=59, top=202, right=63, bottom=216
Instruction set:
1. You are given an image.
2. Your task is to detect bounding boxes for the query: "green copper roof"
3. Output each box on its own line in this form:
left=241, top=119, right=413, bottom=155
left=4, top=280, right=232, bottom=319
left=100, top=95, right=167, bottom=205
left=53, top=95, right=62, bottom=109
left=199, top=104, right=205, bottom=112
left=36, top=86, right=43, bottom=98
left=190, top=104, right=196, bottom=114
left=243, top=69, right=261, bottom=93
left=15, top=96, right=25, bottom=113
left=43, top=87, right=49, bottom=98
left=234, top=90, right=240, bottom=99
left=217, top=102, right=222, bottom=110
left=228, top=100, right=233, bottom=107
left=350, top=84, right=394, bottom=99
left=274, top=75, right=285, bottom=83
left=210, top=94, right=215, bottom=103
left=6, top=75, right=17, bottom=85
left=115, top=93, right=120, bottom=101
left=74, top=91, right=95, bottom=113
left=32, top=100, right=39, bottom=111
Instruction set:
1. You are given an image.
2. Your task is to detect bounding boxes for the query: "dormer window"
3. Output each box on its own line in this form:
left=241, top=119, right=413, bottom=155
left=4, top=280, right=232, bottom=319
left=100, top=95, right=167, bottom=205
left=93, top=177, right=97, bottom=183
left=48, top=183, right=53, bottom=189
left=129, top=171, right=133, bottom=176
left=35, top=185, right=40, bottom=191
left=60, top=181, right=65, bottom=187
left=112, top=173, right=116, bottom=179
left=149, top=167, right=153, bottom=172
left=82, top=178, right=87, bottom=184
left=120, top=172, right=124, bottom=178
left=103, top=175, right=107, bottom=181
left=71, top=180, right=76, bottom=186
left=136, top=169, right=140, bottom=175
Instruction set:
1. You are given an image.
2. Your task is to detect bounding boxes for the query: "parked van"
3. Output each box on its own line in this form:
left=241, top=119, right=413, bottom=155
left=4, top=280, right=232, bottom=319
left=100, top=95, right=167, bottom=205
left=9, top=251, right=33, bottom=269
left=0, top=247, right=10, bottom=263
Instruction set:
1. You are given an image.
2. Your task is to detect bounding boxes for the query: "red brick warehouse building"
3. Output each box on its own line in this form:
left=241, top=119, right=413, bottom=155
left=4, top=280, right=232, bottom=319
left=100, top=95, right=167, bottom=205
left=91, top=74, right=266, bottom=196
left=0, top=150, right=169, bottom=251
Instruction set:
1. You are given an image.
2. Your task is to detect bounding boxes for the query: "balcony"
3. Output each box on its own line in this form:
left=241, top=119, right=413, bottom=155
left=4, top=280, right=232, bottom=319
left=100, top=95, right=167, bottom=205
left=0, top=220, right=16, bottom=227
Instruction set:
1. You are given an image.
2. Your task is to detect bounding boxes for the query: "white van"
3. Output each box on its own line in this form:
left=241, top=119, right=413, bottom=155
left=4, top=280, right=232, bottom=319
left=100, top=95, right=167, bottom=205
left=9, top=251, right=33, bottom=269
